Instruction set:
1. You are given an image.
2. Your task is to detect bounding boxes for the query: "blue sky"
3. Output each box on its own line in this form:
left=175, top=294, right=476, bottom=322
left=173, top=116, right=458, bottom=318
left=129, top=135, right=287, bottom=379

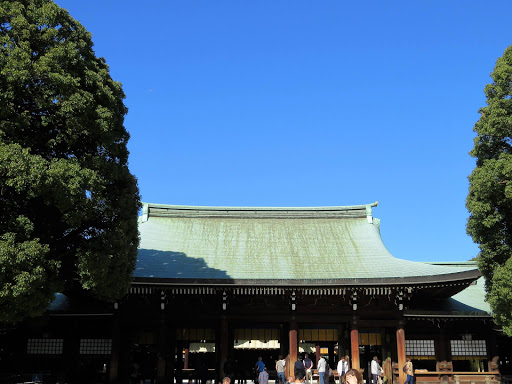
left=56, top=0, right=512, bottom=263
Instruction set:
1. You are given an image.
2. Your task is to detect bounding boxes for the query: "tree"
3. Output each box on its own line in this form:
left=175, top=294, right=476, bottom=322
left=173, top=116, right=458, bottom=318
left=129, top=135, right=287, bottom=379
left=0, top=0, right=140, bottom=323
left=467, top=45, right=512, bottom=336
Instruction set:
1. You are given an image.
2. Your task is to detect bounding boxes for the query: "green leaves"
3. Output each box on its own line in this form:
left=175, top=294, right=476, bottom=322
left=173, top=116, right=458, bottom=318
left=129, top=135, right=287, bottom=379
left=0, top=0, right=140, bottom=323
left=0, top=232, right=58, bottom=323
left=467, top=46, right=512, bottom=336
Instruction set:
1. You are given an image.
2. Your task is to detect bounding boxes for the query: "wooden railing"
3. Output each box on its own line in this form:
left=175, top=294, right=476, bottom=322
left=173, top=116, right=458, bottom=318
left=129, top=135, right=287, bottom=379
left=391, top=358, right=501, bottom=384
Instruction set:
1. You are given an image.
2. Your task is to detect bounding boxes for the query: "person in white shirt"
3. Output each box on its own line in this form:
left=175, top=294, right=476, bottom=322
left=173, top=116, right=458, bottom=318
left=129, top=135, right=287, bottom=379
left=371, top=356, right=382, bottom=384
left=337, top=356, right=348, bottom=384
left=317, top=356, right=327, bottom=384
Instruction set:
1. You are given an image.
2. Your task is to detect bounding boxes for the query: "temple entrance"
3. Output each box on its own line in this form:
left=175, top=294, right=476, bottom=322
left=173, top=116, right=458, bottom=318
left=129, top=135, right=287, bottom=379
left=232, top=328, right=281, bottom=381
left=357, top=331, right=383, bottom=383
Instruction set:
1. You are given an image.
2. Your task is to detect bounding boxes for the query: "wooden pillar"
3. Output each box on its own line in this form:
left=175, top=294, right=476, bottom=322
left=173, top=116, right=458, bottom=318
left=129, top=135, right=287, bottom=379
left=219, top=317, right=229, bottom=379
left=396, top=323, right=406, bottom=384
left=316, top=345, right=321, bottom=366
left=487, top=332, right=498, bottom=360
left=436, top=326, right=449, bottom=362
left=337, top=325, right=344, bottom=363
left=110, top=305, right=121, bottom=383
left=168, top=325, right=176, bottom=384
left=289, top=320, right=298, bottom=377
left=184, top=343, right=190, bottom=370
left=350, top=324, right=360, bottom=370
left=176, top=340, right=184, bottom=384
left=280, top=323, right=288, bottom=357
left=156, top=311, right=168, bottom=384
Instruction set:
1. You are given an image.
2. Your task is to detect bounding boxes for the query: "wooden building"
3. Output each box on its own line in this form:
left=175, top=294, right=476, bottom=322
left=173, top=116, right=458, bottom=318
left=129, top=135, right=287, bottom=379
left=1, top=202, right=510, bottom=384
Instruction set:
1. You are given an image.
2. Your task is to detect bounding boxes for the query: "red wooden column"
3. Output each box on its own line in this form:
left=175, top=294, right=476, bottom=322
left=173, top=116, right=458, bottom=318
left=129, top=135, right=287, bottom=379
left=219, top=317, right=229, bottom=378
left=316, top=344, right=321, bottom=366
left=184, top=343, right=190, bottom=369
left=289, top=320, right=298, bottom=378
left=396, top=323, right=406, bottom=384
left=350, top=325, right=360, bottom=370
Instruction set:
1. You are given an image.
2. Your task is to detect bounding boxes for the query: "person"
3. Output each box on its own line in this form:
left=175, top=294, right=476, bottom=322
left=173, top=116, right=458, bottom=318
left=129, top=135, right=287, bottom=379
left=222, top=378, right=231, bottom=384
left=303, top=354, right=313, bottom=384
left=317, top=356, right=327, bottom=384
left=255, top=357, right=264, bottom=384
left=286, top=376, right=294, bottom=384
left=403, top=358, right=413, bottom=384
left=294, top=356, right=306, bottom=379
left=294, top=370, right=306, bottom=383
left=344, top=369, right=363, bottom=384
left=337, top=356, right=348, bottom=384
left=276, top=355, right=286, bottom=384
left=371, top=356, right=382, bottom=384
left=323, top=358, right=331, bottom=384
left=259, top=367, right=269, bottom=384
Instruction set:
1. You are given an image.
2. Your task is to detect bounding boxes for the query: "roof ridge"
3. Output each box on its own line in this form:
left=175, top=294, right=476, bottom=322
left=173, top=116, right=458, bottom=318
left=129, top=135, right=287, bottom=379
left=142, top=201, right=378, bottom=211
left=141, top=201, right=379, bottom=221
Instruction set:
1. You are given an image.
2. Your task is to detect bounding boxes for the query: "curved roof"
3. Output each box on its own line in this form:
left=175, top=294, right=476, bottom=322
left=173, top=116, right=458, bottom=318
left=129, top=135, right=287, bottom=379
left=135, top=202, right=479, bottom=286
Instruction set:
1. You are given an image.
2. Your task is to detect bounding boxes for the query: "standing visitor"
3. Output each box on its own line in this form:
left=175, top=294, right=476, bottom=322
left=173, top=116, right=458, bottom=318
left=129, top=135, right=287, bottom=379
left=255, top=357, right=265, bottom=384
left=337, top=356, right=348, bottom=384
left=403, top=358, right=413, bottom=384
left=259, top=367, right=269, bottom=384
left=295, top=356, right=306, bottom=379
left=323, top=358, right=331, bottom=384
left=276, top=355, right=286, bottom=384
left=317, top=356, right=327, bottom=384
left=371, top=356, right=381, bottom=384
left=303, top=354, right=313, bottom=384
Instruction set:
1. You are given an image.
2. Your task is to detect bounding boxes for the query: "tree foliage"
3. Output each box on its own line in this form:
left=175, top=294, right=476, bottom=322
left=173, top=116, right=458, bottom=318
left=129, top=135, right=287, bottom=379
left=467, top=45, right=512, bottom=336
left=0, top=0, right=140, bottom=323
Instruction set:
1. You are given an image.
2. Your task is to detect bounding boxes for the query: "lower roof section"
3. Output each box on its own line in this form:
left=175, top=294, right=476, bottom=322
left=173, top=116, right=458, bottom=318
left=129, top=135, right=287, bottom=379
left=135, top=203, right=480, bottom=288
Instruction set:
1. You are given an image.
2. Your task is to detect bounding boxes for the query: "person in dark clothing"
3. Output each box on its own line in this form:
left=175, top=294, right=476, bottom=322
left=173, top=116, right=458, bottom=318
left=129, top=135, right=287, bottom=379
left=224, top=358, right=234, bottom=382
left=294, top=357, right=306, bottom=379
left=303, top=354, right=313, bottom=384
left=323, top=358, right=330, bottom=384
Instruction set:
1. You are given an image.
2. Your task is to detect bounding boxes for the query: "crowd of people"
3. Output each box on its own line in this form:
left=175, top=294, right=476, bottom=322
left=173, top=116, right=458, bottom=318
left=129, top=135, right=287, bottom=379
left=251, top=354, right=361, bottom=384
left=249, top=354, right=414, bottom=384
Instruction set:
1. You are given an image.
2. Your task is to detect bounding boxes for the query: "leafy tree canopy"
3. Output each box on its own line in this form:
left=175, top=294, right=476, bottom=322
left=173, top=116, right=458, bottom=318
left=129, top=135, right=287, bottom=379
left=467, top=45, right=512, bottom=336
left=0, top=0, right=140, bottom=323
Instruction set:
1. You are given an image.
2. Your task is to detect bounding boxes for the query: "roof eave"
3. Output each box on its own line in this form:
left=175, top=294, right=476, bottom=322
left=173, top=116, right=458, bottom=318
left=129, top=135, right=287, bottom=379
left=131, top=268, right=480, bottom=287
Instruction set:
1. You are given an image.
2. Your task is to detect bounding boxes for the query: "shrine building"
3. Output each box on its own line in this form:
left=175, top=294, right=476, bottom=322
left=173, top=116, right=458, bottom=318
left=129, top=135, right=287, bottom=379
left=1, top=202, right=510, bottom=384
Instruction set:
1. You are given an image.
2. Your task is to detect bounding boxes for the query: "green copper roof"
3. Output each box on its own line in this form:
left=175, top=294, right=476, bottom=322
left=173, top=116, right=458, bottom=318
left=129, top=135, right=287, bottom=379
left=429, top=262, right=491, bottom=314
left=449, top=277, right=490, bottom=314
left=403, top=262, right=491, bottom=317
left=135, top=203, right=479, bottom=285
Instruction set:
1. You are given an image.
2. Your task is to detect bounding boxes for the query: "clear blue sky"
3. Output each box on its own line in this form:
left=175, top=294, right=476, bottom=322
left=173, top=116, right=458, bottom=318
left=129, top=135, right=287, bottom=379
left=56, top=0, right=512, bottom=263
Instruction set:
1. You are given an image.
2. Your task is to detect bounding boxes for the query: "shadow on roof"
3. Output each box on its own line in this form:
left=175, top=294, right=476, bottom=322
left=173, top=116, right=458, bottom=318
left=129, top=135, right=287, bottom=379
left=134, top=249, right=231, bottom=279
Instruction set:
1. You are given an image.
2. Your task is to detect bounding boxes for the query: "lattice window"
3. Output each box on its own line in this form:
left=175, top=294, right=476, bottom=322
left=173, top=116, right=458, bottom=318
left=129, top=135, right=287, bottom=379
left=450, top=340, right=487, bottom=356
left=27, top=338, right=63, bottom=355
left=79, top=339, right=112, bottom=355
left=405, top=340, right=435, bottom=356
